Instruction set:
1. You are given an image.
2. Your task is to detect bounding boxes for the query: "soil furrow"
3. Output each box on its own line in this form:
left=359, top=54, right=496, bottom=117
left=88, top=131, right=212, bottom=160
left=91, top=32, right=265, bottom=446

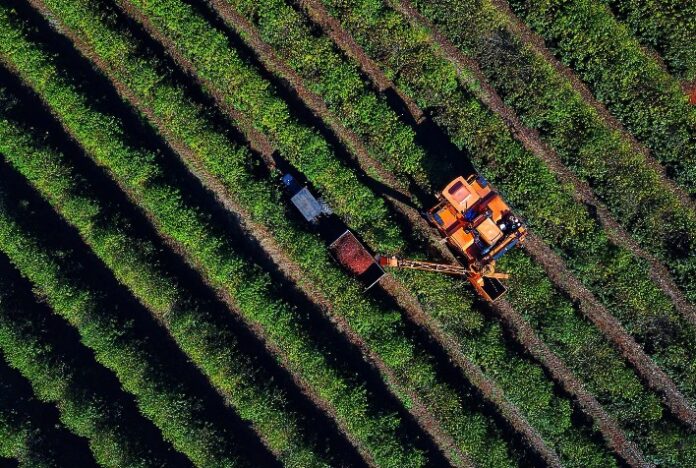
left=34, top=1, right=475, bottom=463
left=192, top=6, right=472, bottom=464
left=20, top=3, right=377, bottom=464
left=388, top=0, right=696, bottom=325
left=104, top=4, right=475, bottom=464
left=116, top=2, right=558, bottom=463
left=301, top=0, right=696, bottom=435
left=490, top=299, right=652, bottom=468
left=298, top=0, right=424, bottom=124
left=525, top=234, right=696, bottom=431
left=115, top=0, right=283, bottom=165
left=380, top=276, right=565, bottom=467
left=122, top=1, right=276, bottom=163
left=91, top=0, right=591, bottom=463
left=485, top=0, right=695, bottom=209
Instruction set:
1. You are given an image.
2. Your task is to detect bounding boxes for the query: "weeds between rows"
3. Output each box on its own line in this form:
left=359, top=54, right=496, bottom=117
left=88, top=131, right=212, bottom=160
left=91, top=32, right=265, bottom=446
left=0, top=3, right=458, bottom=465
left=296, top=0, right=696, bottom=463
left=0, top=76, right=358, bottom=466
left=403, top=0, right=696, bottom=307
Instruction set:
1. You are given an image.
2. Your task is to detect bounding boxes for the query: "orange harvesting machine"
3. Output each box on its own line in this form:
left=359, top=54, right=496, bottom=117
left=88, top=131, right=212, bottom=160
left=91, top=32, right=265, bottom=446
left=282, top=171, right=526, bottom=301
left=378, top=175, right=527, bottom=301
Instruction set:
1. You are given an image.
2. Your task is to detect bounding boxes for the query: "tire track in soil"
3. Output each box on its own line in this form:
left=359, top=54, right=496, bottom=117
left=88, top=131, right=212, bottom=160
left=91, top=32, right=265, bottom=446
left=115, top=1, right=544, bottom=464
left=491, top=299, right=653, bottom=468
left=487, top=0, right=695, bottom=208
left=390, top=0, right=696, bottom=329
left=33, top=1, right=470, bottom=465
left=389, top=0, right=696, bottom=425
left=21, top=2, right=378, bottom=465
left=197, top=7, right=478, bottom=466
left=190, top=2, right=572, bottom=465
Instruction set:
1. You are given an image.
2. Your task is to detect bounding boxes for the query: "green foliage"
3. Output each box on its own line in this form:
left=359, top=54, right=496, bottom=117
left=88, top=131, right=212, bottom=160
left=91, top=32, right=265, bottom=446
left=507, top=0, right=696, bottom=194
left=0, top=92, right=333, bottom=467
left=500, top=250, right=696, bottom=466
left=605, top=0, right=696, bottom=81
left=0, top=352, right=96, bottom=468
left=131, top=0, right=403, bottom=253
left=0, top=263, right=177, bottom=468
left=76, top=0, right=618, bottom=464
left=409, top=0, right=696, bottom=305
left=20, top=0, right=557, bottom=465
left=225, top=0, right=429, bottom=187
left=0, top=132, right=249, bottom=468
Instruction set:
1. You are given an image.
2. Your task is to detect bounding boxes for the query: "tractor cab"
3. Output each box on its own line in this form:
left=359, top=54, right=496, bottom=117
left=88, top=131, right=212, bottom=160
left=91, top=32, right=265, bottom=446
left=425, top=175, right=526, bottom=301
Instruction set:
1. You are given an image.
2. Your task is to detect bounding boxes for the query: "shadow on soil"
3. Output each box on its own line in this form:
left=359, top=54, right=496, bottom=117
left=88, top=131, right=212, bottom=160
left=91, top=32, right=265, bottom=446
left=0, top=160, right=278, bottom=465
left=180, top=1, right=549, bottom=465
left=0, top=251, right=192, bottom=467
left=0, top=347, right=99, bottom=468
left=0, top=69, right=361, bottom=468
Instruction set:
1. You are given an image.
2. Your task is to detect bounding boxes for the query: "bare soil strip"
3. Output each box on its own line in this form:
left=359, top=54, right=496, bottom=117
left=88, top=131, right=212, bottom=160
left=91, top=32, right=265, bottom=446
left=488, top=0, right=695, bottom=209
left=112, top=4, right=479, bottom=466
left=36, top=1, right=476, bottom=464
left=491, top=299, right=652, bottom=468
left=389, top=0, right=696, bottom=326
left=299, top=0, right=424, bottom=124
left=207, top=3, right=602, bottom=465
left=525, top=235, right=696, bottom=432
left=381, top=276, right=567, bottom=467
left=23, top=3, right=378, bottom=465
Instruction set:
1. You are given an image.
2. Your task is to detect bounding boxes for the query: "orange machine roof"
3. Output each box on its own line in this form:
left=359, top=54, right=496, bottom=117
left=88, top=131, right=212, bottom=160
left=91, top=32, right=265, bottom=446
left=432, top=204, right=461, bottom=235
left=443, top=177, right=480, bottom=211
left=449, top=228, right=475, bottom=254
left=476, top=217, right=503, bottom=245
left=485, top=195, right=510, bottom=222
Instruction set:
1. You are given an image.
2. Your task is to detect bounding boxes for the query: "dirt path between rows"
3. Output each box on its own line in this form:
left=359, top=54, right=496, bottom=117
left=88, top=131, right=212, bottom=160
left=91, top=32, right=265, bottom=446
left=390, top=0, right=696, bottom=429
left=299, top=0, right=424, bottom=124
left=283, top=2, right=688, bottom=463
left=38, top=0, right=482, bottom=464
left=488, top=0, right=695, bottom=207
left=525, top=235, right=696, bottom=432
left=24, top=2, right=380, bottom=465
left=114, top=3, right=480, bottom=466
left=390, top=0, right=696, bottom=327
left=122, top=0, right=562, bottom=463
left=491, top=299, right=652, bottom=468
